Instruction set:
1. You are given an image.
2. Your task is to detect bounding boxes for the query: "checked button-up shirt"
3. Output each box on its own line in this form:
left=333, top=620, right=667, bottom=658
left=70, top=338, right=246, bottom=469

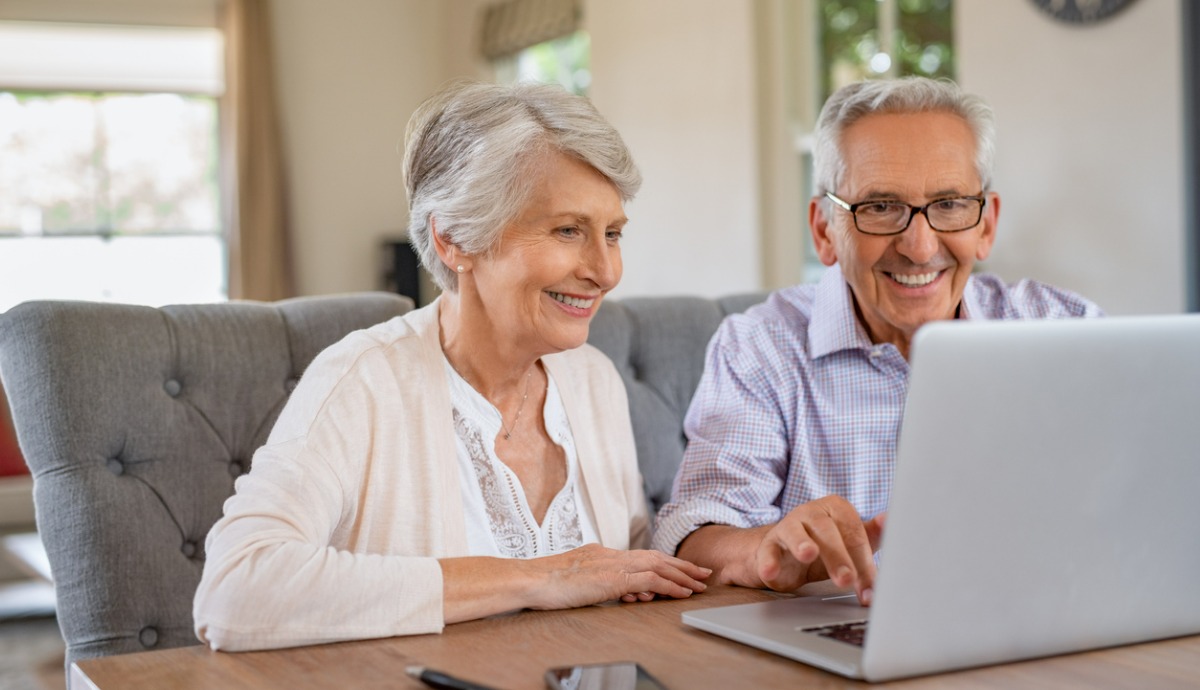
left=652, top=264, right=1102, bottom=556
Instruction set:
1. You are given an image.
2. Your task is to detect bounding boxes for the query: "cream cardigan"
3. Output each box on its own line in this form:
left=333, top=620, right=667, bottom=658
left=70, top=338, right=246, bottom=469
left=193, top=299, right=648, bottom=651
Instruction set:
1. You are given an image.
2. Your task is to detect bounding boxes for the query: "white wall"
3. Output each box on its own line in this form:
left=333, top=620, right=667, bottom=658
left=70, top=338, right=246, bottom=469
left=587, top=0, right=763, bottom=298
left=269, top=0, right=449, bottom=297
left=270, top=0, right=763, bottom=301
left=957, top=1, right=1185, bottom=315
left=267, top=0, right=1189, bottom=312
left=269, top=0, right=764, bottom=300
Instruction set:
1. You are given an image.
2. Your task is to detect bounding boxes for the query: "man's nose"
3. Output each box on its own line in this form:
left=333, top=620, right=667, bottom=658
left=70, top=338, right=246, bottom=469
left=895, top=211, right=939, bottom=264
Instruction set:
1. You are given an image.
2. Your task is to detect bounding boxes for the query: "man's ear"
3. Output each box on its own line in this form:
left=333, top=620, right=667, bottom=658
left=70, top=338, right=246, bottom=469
left=975, top=191, right=1000, bottom=262
left=430, top=218, right=472, bottom=273
left=809, top=197, right=840, bottom=267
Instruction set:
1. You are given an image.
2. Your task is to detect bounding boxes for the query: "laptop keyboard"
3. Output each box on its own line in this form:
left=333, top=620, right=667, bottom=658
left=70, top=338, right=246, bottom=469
left=802, top=620, right=868, bottom=647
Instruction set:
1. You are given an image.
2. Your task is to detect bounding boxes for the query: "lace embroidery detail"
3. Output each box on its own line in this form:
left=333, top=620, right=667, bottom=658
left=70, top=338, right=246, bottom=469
left=546, top=413, right=583, bottom=552
left=546, top=484, right=583, bottom=553
left=451, top=406, right=583, bottom=558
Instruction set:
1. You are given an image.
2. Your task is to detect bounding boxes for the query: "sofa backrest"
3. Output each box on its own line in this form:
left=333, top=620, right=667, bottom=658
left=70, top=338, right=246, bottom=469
left=587, top=293, right=768, bottom=511
left=0, top=290, right=765, bottom=668
left=0, top=293, right=413, bottom=667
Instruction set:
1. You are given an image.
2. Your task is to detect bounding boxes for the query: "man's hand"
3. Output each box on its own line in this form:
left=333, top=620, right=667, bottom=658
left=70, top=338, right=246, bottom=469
left=755, top=497, right=885, bottom=604
left=676, top=496, right=885, bottom=606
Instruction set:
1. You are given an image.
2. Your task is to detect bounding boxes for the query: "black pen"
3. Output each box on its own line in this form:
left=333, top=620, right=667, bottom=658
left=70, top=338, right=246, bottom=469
left=406, top=665, right=498, bottom=690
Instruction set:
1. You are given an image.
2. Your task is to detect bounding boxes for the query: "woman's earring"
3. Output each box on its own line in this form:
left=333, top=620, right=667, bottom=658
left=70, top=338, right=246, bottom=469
left=456, top=265, right=465, bottom=274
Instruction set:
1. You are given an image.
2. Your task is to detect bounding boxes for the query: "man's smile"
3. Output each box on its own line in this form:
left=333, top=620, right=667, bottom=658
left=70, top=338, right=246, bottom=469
left=887, top=270, right=943, bottom=288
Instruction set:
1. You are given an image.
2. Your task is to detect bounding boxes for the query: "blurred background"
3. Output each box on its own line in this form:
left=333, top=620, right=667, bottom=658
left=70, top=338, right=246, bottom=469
left=0, top=0, right=1191, bottom=315
left=0, top=2, right=1194, bottom=686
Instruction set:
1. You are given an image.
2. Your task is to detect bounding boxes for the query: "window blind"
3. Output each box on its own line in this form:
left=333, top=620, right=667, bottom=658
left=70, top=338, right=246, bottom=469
left=0, top=21, right=224, bottom=94
left=480, top=0, right=581, bottom=61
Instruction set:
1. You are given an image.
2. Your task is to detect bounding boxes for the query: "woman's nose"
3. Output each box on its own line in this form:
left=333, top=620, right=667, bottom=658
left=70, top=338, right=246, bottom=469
left=581, top=236, right=620, bottom=290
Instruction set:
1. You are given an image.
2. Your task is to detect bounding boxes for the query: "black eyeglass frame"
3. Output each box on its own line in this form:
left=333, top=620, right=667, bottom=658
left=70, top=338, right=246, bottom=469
left=824, top=191, right=988, bottom=236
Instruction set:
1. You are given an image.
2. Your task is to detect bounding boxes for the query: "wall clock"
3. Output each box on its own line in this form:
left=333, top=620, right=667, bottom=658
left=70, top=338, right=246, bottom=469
left=1030, top=0, right=1137, bottom=24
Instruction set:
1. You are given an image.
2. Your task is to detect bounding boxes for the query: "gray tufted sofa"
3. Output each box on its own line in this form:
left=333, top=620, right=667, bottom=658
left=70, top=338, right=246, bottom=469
left=587, top=294, right=767, bottom=510
left=0, top=290, right=765, bottom=670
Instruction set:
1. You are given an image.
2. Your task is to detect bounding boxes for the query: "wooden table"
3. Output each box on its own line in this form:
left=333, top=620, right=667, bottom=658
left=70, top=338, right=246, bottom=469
left=71, top=585, right=1200, bottom=689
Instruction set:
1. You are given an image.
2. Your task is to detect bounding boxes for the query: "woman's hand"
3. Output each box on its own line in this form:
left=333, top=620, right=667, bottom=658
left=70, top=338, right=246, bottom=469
left=440, top=545, right=710, bottom=624
left=525, top=544, right=711, bottom=610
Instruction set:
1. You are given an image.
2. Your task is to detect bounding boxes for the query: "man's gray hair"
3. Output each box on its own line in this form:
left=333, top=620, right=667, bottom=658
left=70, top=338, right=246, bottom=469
left=403, top=80, right=641, bottom=292
left=812, top=76, right=996, bottom=198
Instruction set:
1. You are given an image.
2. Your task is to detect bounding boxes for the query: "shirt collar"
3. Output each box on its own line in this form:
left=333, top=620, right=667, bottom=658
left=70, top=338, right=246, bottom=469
left=959, top=273, right=980, bottom=320
left=809, top=264, right=874, bottom=359
left=809, top=267, right=984, bottom=358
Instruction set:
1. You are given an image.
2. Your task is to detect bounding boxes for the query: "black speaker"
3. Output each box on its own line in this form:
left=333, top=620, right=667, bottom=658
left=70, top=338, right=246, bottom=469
left=383, top=240, right=421, bottom=305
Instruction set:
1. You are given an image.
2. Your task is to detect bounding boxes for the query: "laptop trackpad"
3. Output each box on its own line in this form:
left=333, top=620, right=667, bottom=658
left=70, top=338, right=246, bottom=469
left=682, top=593, right=870, bottom=677
left=684, top=592, right=869, bottom=635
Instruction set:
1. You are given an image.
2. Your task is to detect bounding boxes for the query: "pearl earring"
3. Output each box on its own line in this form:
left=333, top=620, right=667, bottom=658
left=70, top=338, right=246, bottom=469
left=456, top=265, right=465, bottom=274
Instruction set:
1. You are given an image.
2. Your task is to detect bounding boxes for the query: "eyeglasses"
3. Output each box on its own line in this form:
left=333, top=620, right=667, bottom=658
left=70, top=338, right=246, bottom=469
left=825, top=191, right=987, bottom=236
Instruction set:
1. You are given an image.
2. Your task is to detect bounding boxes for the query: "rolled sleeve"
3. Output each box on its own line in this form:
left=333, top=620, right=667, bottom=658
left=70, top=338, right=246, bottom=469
left=652, top=316, right=794, bottom=554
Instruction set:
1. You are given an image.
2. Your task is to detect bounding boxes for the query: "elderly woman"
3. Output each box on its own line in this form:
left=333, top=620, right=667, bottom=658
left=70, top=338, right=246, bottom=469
left=192, top=81, right=710, bottom=651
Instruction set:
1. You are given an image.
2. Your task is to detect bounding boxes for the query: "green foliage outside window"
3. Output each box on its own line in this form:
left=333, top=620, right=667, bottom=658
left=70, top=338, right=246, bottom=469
left=0, top=90, right=219, bottom=237
left=515, top=31, right=591, bottom=96
left=820, top=0, right=954, bottom=101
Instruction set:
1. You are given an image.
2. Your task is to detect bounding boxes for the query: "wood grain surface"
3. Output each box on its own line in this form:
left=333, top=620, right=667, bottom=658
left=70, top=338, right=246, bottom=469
left=72, top=584, right=1200, bottom=689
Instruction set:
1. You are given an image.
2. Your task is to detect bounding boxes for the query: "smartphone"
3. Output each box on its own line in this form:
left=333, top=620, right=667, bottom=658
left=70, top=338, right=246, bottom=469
left=544, top=661, right=668, bottom=690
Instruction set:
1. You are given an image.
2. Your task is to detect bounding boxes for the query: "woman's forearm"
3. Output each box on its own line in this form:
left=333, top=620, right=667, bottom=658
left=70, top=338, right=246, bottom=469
left=439, top=556, right=538, bottom=623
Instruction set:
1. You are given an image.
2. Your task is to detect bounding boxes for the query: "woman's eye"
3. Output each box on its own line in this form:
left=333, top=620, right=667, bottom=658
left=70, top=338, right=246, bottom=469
left=606, top=229, right=623, bottom=242
left=557, top=226, right=580, bottom=238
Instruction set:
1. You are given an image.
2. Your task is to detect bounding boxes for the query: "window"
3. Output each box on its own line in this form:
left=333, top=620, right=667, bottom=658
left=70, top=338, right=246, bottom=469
left=820, top=0, right=954, bottom=100
left=0, top=21, right=225, bottom=312
left=481, top=0, right=586, bottom=94
left=496, top=30, right=591, bottom=96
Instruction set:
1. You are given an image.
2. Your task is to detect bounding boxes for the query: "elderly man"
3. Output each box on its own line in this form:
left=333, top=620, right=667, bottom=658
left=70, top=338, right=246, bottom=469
left=652, top=77, right=1101, bottom=606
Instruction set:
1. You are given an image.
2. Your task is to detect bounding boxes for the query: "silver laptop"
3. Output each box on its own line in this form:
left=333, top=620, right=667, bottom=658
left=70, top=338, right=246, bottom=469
left=682, top=314, right=1200, bottom=682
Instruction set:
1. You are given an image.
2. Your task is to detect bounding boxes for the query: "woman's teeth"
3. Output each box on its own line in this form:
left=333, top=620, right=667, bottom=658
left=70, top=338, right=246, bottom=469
left=549, top=292, right=595, bottom=308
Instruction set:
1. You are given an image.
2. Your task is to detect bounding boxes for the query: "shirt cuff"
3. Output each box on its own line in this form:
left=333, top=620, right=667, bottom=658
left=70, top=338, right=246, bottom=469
left=650, top=498, right=763, bottom=555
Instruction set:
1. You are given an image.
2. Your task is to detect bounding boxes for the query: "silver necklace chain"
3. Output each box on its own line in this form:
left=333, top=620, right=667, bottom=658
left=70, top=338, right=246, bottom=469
left=500, top=369, right=534, bottom=441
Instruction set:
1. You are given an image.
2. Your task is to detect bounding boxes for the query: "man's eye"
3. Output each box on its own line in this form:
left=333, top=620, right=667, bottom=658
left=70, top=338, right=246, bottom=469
left=557, top=226, right=579, bottom=237
left=933, top=198, right=971, bottom=212
left=606, top=229, right=623, bottom=242
left=858, top=202, right=904, bottom=217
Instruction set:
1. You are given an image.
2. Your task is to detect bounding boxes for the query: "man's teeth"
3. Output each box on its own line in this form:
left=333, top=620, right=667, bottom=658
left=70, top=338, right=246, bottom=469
left=549, top=292, right=595, bottom=308
left=891, top=271, right=939, bottom=287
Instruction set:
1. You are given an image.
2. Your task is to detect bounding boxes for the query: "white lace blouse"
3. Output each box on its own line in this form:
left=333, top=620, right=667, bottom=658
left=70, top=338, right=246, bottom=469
left=445, top=359, right=601, bottom=559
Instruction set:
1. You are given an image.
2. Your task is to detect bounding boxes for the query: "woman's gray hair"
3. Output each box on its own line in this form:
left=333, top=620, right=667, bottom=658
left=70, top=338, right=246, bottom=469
left=812, top=76, right=996, bottom=198
left=403, top=80, right=641, bottom=292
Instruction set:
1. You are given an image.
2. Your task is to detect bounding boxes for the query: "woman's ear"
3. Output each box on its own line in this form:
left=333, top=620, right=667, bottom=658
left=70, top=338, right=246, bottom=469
left=430, top=218, right=472, bottom=273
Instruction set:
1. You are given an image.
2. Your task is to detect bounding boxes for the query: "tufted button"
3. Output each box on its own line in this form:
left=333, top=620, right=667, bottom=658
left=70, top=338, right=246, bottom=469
left=138, top=626, right=159, bottom=648
left=105, top=458, right=124, bottom=476
left=163, top=379, right=182, bottom=397
left=228, top=460, right=245, bottom=478
left=285, top=377, right=299, bottom=393
left=181, top=540, right=197, bottom=559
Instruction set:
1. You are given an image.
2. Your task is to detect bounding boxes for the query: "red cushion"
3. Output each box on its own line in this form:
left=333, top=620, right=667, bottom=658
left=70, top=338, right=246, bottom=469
left=0, top=389, right=27, bottom=477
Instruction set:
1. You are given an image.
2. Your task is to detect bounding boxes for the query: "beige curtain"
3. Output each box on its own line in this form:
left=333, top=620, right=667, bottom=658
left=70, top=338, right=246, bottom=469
left=481, top=0, right=581, bottom=60
left=220, top=0, right=294, bottom=301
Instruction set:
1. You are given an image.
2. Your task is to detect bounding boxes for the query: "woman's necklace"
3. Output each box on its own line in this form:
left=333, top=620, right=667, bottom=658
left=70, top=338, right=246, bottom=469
left=500, top=368, right=534, bottom=441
